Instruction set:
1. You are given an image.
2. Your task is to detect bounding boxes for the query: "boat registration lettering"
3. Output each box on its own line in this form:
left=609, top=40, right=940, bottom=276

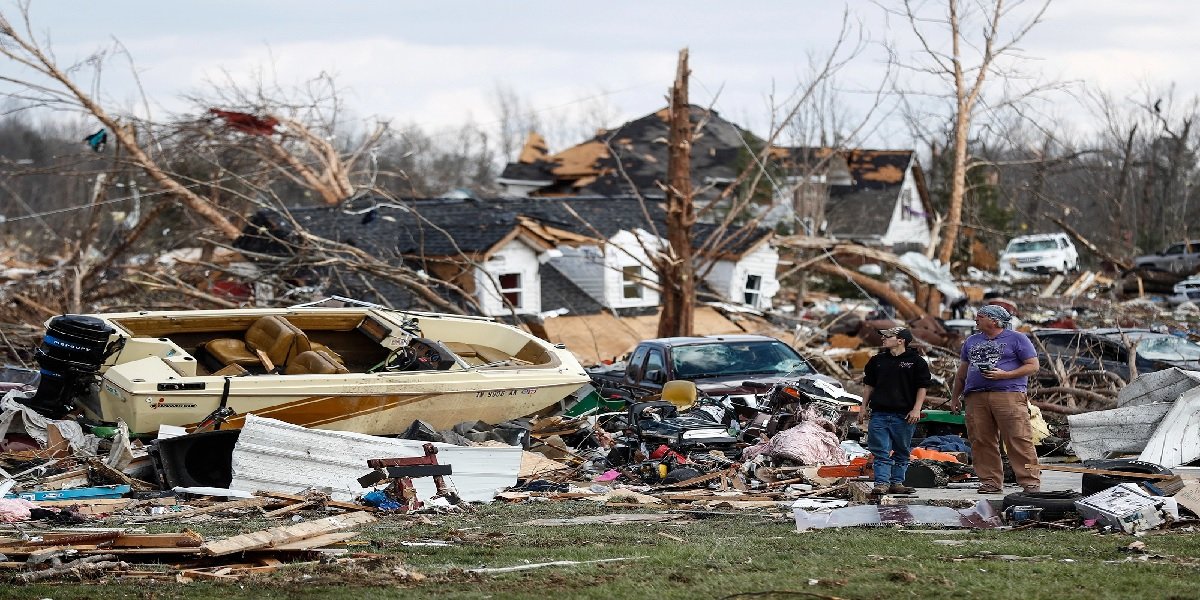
left=145, top=396, right=198, bottom=409
left=476, top=388, right=539, bottom=398
left=104, top=383, right=125, bottom=401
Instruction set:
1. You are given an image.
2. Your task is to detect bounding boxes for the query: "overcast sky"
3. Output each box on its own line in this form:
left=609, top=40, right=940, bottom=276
left=5, top=0, right=1200, bottom=150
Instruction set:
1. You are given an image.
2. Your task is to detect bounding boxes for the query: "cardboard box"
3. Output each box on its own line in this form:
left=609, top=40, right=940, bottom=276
left=1074, top=483, right=1165, bottom=533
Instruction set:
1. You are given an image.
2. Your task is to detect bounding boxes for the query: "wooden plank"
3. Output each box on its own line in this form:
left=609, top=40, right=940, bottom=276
left=267, top=532, right=359, bottom=550
left=201, top=512, right=375, bottom=556
left=111, top=533, right=204, bottom=548
left=37, top=468, right=90, bottom=490
left=254, top=490, right=371, bottom=512
left=1026, top=464, right=1177, bottom=480
left=261, top=501, right=315, bottom=518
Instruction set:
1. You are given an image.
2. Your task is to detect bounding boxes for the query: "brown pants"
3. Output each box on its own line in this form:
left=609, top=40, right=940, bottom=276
left=964, top=391, right=1040, bottom=488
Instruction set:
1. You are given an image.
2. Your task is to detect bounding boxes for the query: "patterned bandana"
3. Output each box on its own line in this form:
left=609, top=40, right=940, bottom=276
left=977, top=304, right=1012, bottom=329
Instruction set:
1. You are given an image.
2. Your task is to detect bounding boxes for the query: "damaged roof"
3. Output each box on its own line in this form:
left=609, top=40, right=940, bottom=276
left=501, top=106, right=926, bottom=241
left=824, top=150, right=918, bottom=238
left=273, top=196, right=770, bottom=261
left=499, top=106, right=758, bottom=202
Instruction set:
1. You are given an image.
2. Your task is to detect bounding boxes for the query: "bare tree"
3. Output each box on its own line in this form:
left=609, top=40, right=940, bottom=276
left=0, top=3, right=242, bottom=239
left=889, top=0, right=1051, bottom=269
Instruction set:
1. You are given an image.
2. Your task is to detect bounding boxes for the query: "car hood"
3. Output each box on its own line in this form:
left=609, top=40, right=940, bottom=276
left=692, top=373, right=860, bottom=402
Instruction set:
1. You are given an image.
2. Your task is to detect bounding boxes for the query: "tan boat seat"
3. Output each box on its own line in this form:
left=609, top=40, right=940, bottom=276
left=310, top=341, right=343, bottom=364
left=444, top=341, right=510, bottom=365
left=285, top=350, right=350, bottom=375
left=204, top=315, right=312, bottom=370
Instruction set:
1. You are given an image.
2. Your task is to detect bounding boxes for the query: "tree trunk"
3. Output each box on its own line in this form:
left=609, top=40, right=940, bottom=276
left=656, top=48, right=696, bottom=338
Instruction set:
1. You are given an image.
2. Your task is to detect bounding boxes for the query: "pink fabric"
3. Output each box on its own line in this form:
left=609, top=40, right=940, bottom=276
left=594, top=469, right=621, bottom=482
left=743, top=407, right=848, bottom=466
left=0, top=498, right=39, bottom=522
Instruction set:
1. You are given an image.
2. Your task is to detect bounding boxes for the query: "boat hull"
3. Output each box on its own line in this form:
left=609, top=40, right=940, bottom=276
left=101, top=366, right=587, bottom=435
left=64, top=305, right=591, bottom=435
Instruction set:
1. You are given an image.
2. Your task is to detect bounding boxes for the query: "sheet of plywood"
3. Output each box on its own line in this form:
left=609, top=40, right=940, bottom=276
left=229, top=415, right=523, bottom=503
left=201, top=511, right=375, bottom=556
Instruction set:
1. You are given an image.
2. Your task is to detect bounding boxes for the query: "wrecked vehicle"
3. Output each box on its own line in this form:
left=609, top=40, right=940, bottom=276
left=19, top=306, right=589, bottom=436
left=587, top=334, right=861, bottom=408
left=1031, top=328, right=1200, bottom=384
left=1133, top=239, right=1200, bottom=274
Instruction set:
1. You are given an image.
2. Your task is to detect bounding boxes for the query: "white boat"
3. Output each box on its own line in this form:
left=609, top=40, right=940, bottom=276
left=23, top=304, right=590, bottom=436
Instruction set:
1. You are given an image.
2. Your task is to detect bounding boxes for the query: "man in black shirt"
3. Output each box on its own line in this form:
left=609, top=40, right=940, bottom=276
left=859, top=327, right=932, bottom=495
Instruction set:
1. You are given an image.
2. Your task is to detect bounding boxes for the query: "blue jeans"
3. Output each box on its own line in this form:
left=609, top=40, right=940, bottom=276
left=867, top=412, right=915, bottom=486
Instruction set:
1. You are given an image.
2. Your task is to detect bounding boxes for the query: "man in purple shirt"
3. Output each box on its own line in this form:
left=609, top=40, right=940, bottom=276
left=950, top=304, right=1041, bottom=494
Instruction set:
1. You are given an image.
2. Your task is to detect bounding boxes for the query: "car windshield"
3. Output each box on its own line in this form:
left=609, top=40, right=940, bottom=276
left=671, top=340, right=814, bottom=379
left=1007, top=239, right=1058, bottom=252
left=1124, top=334, right=1200, bottom=361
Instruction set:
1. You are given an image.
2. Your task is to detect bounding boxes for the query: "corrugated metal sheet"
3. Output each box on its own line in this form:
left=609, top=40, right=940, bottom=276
left=230, top=415, right=522, bottom=503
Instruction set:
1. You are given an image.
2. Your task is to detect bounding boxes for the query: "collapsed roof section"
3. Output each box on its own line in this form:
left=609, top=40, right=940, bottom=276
left=499, top=106, right=933, bottom=243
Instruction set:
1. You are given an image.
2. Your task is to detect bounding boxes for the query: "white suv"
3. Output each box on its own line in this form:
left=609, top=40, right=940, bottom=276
left=998, top=233, right=1079, bottom=278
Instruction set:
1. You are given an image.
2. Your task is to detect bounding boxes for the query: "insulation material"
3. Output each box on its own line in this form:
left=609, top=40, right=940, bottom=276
left=229, top=415, right=522, bottom=503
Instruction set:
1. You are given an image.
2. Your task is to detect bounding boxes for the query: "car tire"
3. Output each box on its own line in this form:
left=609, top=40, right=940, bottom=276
left=1080, top=459, right=1174, bottom=496
left=1001, top=490, right=1083, bottom=521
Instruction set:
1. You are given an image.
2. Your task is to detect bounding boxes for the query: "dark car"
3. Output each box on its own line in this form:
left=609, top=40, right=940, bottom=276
left=1029, top=328, right=1200, bottom=384
left=1133, top=240, right=1200, bottom=274
left=588, top=334, right=854, bottom=405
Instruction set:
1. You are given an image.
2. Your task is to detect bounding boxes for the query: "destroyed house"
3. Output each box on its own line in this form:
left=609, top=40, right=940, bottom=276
left=498, top=106, right=934, bottom=252
left=781, top=148, right=933, bottom=252
left=237, top=196, right=779, bottom=317
left=497, top=105, right=752, bottom=208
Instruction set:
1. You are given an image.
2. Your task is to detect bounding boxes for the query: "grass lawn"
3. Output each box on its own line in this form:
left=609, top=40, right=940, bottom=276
left=12, top=502, right=1200, bottom=600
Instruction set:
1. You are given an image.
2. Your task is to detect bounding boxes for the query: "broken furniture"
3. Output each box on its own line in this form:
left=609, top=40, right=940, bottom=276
left=357, top=443, right=455, bottom=511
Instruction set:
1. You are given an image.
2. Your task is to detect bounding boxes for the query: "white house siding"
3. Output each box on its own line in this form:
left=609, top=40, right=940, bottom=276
left=547, top=246, right=607, bottom=303
left=705, top=244, right=781, bottom=309
left=879, top=165, right=931, bottom=249
left=604, top=229, right=660, bottom=309
left=476, top=239, right=541, bottom=316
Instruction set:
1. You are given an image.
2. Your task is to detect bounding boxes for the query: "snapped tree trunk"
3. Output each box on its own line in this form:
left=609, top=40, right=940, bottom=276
left=656, top=48, right=696, bottom=338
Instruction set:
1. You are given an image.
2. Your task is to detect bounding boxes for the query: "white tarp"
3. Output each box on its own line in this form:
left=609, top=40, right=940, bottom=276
left=229, top=414, right=523, bottom=503
left=898, top=252, right=965, bottom=303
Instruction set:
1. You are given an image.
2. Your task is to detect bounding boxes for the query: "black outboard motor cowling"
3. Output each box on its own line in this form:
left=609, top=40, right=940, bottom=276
left=21, top=314, right=118, bottom=418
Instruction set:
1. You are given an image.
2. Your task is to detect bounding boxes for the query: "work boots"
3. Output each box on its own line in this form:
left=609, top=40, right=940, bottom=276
left=871, top=484, right=890, bottom=495
left=888, top=483, right=916, bottom=495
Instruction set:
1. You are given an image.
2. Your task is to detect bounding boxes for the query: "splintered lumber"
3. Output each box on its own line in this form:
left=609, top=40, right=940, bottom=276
left=254, top=490, right=372, bottom=512
left=200, top=511, right=376, bottom=556
left=133, top=496, right=272, bottom=522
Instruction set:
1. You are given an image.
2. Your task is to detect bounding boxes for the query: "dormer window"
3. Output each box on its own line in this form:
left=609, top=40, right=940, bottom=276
left=622, top=265, right=644, bottom=299
left=498, top=273, right=522, bottom=308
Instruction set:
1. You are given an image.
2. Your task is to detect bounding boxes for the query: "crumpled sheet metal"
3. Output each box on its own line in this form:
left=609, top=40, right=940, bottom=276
left=794, top=500, right=1001, bottom=531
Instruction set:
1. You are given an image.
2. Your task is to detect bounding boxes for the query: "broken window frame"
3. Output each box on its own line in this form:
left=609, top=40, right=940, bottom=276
left=744, top=273, right=763, bottom=306
left=496, top=272, right=523, bottom=309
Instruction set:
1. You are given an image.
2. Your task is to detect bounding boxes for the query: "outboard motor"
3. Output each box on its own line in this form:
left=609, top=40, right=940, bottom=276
left=21, top=315, right=118, bottom=418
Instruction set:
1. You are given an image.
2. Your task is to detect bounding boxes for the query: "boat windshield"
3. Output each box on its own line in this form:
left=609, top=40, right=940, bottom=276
left=1132, top=335, right=1200, bottom=361
left=671, top=341, right=815, bottom=379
